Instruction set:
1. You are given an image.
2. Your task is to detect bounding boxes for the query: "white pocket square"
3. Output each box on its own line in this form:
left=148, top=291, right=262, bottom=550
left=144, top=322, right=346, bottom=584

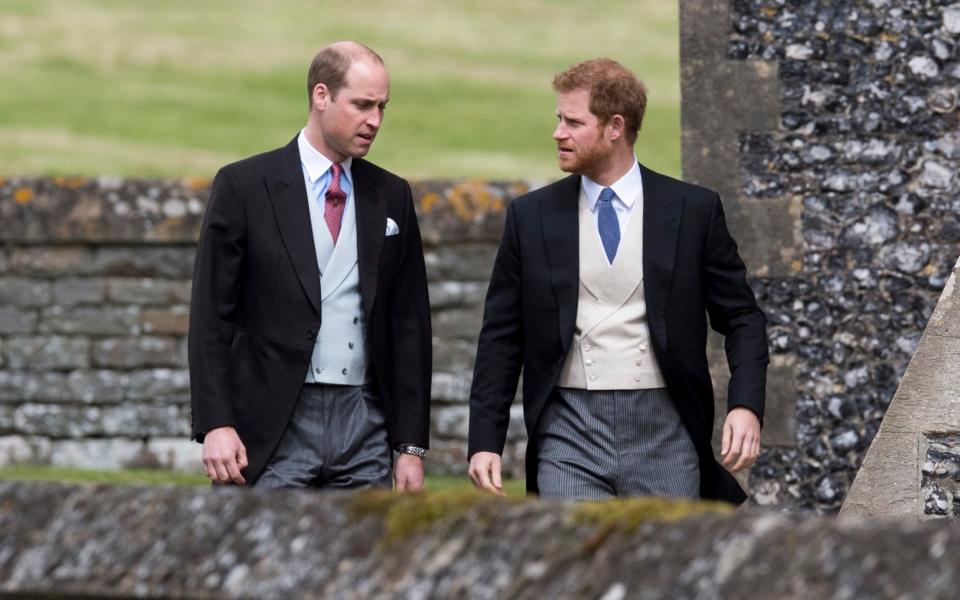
left=385, top=217, right=399, bottom=236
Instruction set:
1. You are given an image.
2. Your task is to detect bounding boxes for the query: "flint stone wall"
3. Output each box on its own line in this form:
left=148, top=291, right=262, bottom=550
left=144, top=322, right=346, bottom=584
left=3, top=481, right=960, bottom=599
left=682, top=0, right=960, bottom=512
left=923, top=433, right=960, bottom=517
left=841, top=256, right=960, bottom=519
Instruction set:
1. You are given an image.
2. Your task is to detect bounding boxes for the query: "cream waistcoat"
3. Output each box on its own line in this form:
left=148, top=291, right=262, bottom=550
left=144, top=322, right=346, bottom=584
left=557, top=188, right=667, bottom=390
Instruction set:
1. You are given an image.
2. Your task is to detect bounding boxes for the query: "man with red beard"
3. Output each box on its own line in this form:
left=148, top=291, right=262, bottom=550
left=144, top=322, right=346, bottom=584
left=467, top=58, right=768, bottom=503
left=190, top=42, right=431, bottom=491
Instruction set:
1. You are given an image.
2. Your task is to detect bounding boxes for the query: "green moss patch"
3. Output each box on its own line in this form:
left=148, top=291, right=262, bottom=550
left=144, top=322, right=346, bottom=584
left=571, top=497, right=734, bottom=553
left=349, top=488, right=525, bottom=543
left=573, top=497, right=733, bottom=529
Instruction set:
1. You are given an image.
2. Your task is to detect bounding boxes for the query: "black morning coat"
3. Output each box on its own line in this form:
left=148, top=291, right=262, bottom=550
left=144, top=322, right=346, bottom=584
left=188, top=136, right=432, bottom=484
left=468, top=166, right=769, bottom=504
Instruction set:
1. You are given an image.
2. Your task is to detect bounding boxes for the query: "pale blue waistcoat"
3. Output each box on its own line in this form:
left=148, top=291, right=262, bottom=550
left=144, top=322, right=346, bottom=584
left=303, top=167, right=370, bottom=385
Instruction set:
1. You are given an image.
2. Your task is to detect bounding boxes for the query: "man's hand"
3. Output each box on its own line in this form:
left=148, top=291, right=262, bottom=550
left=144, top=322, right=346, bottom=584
left=721, top=407, right=761, bottom=473
left=394, top=453, right=424, bottom=492
left=202, top=426, right=248, bottom=485
left=468, top=451, right=504, bottom=495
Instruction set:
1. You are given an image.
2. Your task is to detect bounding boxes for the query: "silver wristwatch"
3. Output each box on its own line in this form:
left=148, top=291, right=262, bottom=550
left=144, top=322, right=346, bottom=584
left=397, top=444, right=427, bottom=459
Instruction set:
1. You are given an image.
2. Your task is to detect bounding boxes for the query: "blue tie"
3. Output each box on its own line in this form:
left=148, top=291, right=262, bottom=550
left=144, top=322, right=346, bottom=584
left=597, top=187, right=620, bottom=263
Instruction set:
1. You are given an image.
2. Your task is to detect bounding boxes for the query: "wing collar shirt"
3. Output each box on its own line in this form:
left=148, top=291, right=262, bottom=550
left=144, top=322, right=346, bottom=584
left=581, top=157, right=643, bottom=240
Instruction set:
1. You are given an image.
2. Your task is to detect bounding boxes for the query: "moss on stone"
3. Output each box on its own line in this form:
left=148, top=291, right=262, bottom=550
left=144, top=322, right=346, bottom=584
left=572, top=497, right=733, bottom=530
left=572, top=498, right=734, bottom=552
left=349, top=491, right=732, bottom=548
left=349, top=488, right=525, bottom=544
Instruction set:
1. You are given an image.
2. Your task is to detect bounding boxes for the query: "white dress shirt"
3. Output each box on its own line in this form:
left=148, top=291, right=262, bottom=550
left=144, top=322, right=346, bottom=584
left=581, top=158, right=644, bottom=242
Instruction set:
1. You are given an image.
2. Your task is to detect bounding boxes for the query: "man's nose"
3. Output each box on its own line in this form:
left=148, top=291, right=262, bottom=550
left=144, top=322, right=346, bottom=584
left=552, top=122, right=565, bottom=141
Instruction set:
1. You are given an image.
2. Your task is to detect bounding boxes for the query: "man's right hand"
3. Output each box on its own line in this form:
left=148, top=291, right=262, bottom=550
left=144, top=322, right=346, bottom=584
left=202, top=426, right=248, bottom=485
left=468, top=451, right=504, bottom=495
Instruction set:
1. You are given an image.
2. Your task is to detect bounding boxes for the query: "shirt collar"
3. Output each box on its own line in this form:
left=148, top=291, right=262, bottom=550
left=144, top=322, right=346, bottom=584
left=297, top=129, right=353, bottom=186
left=582, top=158, right=642, bottom=212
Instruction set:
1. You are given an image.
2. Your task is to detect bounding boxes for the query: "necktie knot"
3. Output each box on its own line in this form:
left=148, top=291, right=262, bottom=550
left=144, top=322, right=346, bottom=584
left=326, top=163, right=347, bottom=205
left=598, top=187, right=616, bottom=205
left=324, top=163, right=347, bottom=244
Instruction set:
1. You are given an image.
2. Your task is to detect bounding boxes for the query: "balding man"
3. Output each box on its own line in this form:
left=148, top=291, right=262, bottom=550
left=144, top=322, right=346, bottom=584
left=189, top=42, right=431, bottom=491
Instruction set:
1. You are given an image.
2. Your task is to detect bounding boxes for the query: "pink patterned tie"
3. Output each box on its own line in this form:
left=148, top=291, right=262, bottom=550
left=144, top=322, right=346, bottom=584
left=324, top=162, right=347, bottom=244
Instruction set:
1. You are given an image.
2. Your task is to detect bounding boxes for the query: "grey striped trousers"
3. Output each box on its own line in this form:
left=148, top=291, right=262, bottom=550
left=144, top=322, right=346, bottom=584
left=254, top=383, right=392, bottom=489
left=537, top=387, right=700, bottom=500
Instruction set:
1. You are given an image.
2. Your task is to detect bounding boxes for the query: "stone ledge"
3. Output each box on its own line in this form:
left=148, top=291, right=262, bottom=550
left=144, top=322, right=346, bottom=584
left=3, top=482, right=960, bottom=598
left=0, top=177, right=529, bottom=245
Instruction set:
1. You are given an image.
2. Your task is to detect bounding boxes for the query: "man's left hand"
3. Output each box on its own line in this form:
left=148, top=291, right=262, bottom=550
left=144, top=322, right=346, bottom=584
left=721, top=407, right=761, bottom=473
left=394, top=453, right=424, bottom=492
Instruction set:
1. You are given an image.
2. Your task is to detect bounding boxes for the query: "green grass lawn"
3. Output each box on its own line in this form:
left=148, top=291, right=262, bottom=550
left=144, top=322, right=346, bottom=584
left=0, top=0, right=680, bottom=180
left=0, top=464, right=211, bottom=486
left=0, top=465, right=527, bottom=495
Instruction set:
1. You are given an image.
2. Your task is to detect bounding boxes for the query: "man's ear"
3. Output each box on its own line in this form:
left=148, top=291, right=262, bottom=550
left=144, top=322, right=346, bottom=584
left=608, top=114, right=626, bottom=141
left=312, top=83, right=330, bottom=110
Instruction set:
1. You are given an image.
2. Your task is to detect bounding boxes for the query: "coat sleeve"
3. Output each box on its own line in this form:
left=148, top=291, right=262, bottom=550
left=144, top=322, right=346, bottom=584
left=387, top=181, right=433, bottom=448
left=468, top=200, right=525, bottom=457
left=701, top=193, right=769, bottom=421
left=188, top=166, right=246, bottom=441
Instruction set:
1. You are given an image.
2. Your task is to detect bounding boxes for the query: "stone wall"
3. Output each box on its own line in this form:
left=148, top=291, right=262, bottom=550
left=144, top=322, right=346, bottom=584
left=923, top=433, right=960, bottom=517
left=4, top=482, right=960, bottom=599
left=841, top=256, right=960, bottom=519
left=0, top=176, right=529, bottom=477
left=682, top=0, right=960, bottom=512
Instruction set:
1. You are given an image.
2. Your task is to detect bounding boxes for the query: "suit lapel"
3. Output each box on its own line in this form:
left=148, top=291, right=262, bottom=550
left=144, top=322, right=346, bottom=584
left=541, top=175, right=581, bottom=356
left=352, top=159, right=386, bottom=322
left=268, top=136, right=322, bottom=316
left=641, top=165, right=683, bottom=351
